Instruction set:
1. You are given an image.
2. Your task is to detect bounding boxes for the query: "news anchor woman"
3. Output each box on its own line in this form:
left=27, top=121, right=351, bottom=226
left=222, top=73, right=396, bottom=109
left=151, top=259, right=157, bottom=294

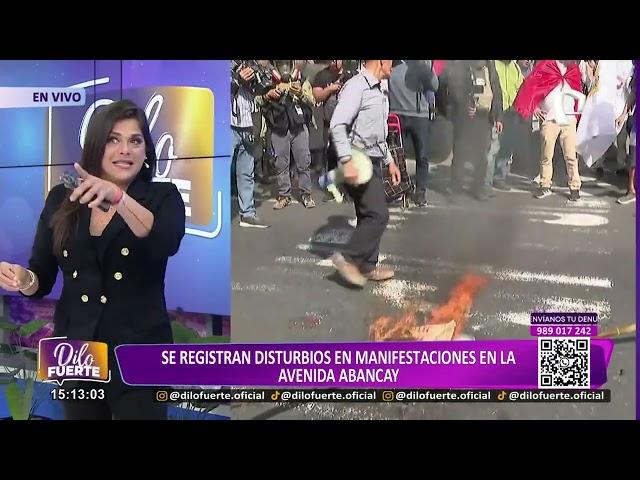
left=0, top=100, right=185, bottom=420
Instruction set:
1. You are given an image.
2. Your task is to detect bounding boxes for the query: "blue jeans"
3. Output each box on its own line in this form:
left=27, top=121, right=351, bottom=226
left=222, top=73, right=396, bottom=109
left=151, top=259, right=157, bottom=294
left=485, top=126, right=512, bottom=188
left=484, top=126, right=501, bottom=187
left=485, top=109, right=526, bottom=187
left=232, top=128, right=256, bottom=219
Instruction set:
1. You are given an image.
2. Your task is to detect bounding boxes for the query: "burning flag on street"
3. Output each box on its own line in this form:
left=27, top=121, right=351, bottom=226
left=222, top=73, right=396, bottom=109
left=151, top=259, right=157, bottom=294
left=370, top=274, right=489, bottom=341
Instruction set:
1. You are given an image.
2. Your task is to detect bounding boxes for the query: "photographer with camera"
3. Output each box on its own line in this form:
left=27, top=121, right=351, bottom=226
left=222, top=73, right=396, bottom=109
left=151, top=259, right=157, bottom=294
left=440, top=60, right=503, bottom=202
left=257, top=60, right=316, bottom=210
left=250, top=60, right=277, bottom=185
left=315, top=61, right=361, bottom=130
left=231, top=62, right=270, bottom=228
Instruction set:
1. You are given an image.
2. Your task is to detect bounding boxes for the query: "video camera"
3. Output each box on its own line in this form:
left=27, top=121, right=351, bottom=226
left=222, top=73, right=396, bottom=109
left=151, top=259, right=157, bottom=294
left=272, top=60, right=303, bottom=105
left=469, top=83, right=485, bottom=106
left=231, top=60, right=274, bottom=96
left=468, top=63, right=487, bottom=108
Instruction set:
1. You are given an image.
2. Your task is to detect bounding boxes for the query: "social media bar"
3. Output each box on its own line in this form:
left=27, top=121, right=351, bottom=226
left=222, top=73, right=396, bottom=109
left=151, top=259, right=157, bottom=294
left=153, top=388, right=610, bottom=403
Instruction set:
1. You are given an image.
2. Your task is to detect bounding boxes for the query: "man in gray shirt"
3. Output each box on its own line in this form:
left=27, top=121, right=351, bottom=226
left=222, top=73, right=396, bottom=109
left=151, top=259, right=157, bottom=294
left=329, top=60, right=401, bottom=287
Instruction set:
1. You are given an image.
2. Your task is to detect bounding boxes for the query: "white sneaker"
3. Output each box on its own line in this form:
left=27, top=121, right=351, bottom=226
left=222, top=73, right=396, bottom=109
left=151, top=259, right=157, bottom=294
left=348, top=217, right=358, bottom=228
left=239, top=216, right=270, bottom=228
left=532, top=174, right=541, bottom=185
left=617, top=192, right=636, bottom=205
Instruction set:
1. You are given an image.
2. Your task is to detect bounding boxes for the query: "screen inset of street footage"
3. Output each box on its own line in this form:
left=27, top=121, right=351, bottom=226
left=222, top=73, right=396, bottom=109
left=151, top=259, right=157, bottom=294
left=230, top=59, right=635, bottom=420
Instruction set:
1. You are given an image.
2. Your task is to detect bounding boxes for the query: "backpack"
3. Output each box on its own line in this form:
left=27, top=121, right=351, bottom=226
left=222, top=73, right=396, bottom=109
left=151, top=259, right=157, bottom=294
left=404, top=60, right=434, bottom=115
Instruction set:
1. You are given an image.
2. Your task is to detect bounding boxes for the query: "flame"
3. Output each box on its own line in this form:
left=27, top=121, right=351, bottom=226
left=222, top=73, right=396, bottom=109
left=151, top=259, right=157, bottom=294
left=370, top=274, right=489, bottom=341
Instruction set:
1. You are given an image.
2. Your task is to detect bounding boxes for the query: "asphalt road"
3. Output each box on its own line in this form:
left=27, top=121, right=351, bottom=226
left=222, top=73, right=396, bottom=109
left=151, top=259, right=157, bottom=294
left=231, top=158, right=636, bottom=420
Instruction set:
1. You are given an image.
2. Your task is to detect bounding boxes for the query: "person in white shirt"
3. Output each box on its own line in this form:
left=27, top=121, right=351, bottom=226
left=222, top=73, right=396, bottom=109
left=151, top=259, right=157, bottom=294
left=577, top=60, right=634, bottom=176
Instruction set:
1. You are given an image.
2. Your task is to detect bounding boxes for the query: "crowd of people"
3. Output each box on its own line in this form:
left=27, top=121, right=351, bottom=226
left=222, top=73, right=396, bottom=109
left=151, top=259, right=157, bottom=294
left=231, top=59, right=636, bottom=232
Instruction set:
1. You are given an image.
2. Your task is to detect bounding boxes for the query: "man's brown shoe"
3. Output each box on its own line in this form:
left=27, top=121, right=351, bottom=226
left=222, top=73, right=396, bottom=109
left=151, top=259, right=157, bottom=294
left=363, top=267, right=394, bottom=281
left=332, top=253, right=367, bottom=287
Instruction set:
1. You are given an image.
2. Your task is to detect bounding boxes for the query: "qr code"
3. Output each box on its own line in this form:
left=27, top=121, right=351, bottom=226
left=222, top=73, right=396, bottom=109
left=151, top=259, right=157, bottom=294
left=538, top=337, right=590, bottom=389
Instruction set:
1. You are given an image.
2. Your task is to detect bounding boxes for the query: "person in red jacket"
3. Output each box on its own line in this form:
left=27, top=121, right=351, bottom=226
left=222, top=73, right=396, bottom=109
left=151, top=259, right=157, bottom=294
left=513, top=60, right=584, bottom=201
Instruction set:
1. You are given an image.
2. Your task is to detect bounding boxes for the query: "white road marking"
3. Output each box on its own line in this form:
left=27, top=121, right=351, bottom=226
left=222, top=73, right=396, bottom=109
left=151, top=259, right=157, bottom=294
left=372, top=279, right=438, bottom=309
left=497, top=293, right=611, bottom=318
left=514, top=242, right=611, bottom=255
left=494, top=269, right=612, bottom=289
left=390, top=202, right=610, bottom=215
left=277, top=254, right=612, bottom=289
left=232, top=283, right=281, bottom=293
left=561, top=198, right=610, bottom=209
left=495, top=312, right=532, bottom=326
left=527, top=212, right=609, bottom=227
